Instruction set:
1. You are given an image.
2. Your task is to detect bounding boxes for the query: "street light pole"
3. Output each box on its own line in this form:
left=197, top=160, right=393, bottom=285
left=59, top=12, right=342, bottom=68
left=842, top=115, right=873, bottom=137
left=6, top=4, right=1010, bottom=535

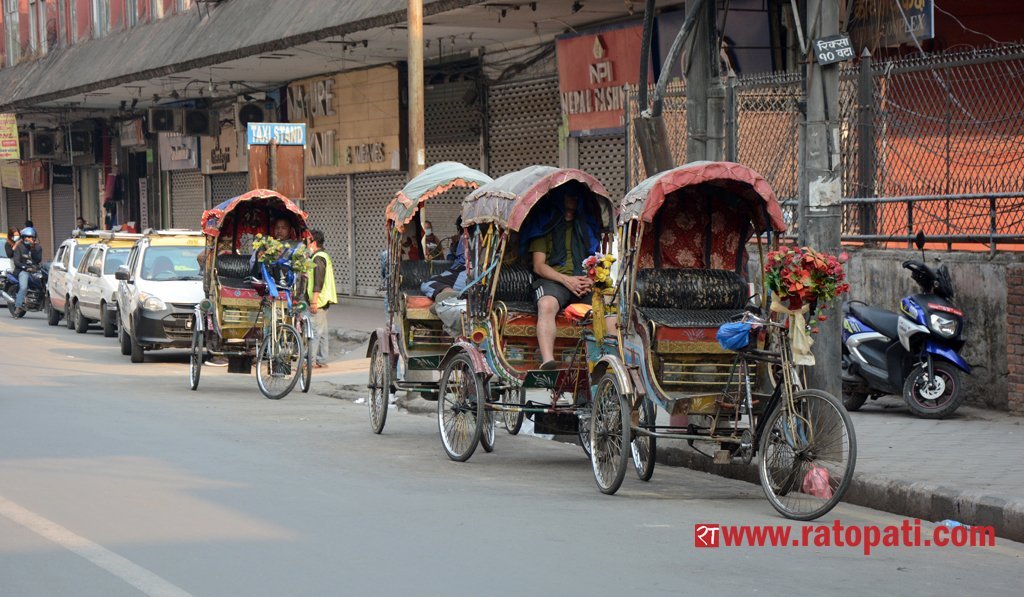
left=800, top=0, right=842, bottom=397
left=408, top=0, right=425, bottom=178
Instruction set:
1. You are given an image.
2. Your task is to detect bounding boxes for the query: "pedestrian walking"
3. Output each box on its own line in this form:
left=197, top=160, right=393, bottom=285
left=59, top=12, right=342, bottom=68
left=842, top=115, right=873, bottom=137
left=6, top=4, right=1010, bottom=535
left=306, top=229, right=337, bottom=369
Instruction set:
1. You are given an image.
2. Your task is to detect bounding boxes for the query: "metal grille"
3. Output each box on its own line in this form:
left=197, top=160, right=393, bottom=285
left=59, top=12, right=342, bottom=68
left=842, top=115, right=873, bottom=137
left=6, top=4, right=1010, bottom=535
left=170, top=170, right=206, bottom=230
left=28, top=190, right=53, bottom=260
left=426, top=79, right=482, bottom=168
left=487, top=77, right=561, bottom=176
left=578, top=134, right=626, bottom=202
left=51, top=183, right=77, bottom=245
left=5, top=188, right=28, bottom=232
left=209, top=173, right=250, bottom=204
left=353, top=171, right=407, bottom=297
left=303, top=175, right=352, bottom=292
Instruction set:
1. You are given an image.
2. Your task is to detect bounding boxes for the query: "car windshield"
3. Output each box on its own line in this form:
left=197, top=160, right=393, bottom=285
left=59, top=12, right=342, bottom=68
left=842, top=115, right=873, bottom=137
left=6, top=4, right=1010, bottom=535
left=140, top=246, right=204, bottom=281
left=104, top=248, right=130, bottom=274
left=73, top=245, right=90, bottom=267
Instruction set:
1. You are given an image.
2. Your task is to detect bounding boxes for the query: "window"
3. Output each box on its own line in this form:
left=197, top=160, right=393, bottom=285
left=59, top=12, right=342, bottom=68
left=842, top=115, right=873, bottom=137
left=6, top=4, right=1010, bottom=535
left=140, top=246, right=203, bottom=281
left=73, top=244, right=91, bottom=268
left=104, top=247, right=130, bottom=273
left=4, top=0, right=19, bottom=65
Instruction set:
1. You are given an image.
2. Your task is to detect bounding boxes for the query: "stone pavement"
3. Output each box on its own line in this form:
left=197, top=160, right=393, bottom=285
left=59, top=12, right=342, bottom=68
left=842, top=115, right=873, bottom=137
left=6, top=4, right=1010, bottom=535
left=318, top=298, right=1024, bottom=542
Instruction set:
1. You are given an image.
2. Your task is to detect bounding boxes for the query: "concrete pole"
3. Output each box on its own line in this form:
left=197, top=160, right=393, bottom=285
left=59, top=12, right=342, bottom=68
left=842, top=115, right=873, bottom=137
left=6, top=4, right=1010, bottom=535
left=684, top=0, right=713, bottom=163
left=799, top=0, right=842, bottom=397
left=407, top=0, right=425, bottom=178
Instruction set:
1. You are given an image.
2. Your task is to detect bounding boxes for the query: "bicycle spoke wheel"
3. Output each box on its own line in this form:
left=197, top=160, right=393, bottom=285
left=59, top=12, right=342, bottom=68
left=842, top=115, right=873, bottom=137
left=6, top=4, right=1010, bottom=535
left=631, top=396, right=656, bottom=481
left=480, top=406, right=496, bottom=453
left=299, top=333, right=313, bottom=393
left=256, top=324, right=303, bottom=400
left=758, top=389, right=857, bottom=521
left=590, top=373, right=630, bottom=495
left=188, top=328, right=203, bottom=391
left=367, top=340, right=390, bottom=434
left=437, top=353, right=484, bottom=462
left=502, top=387, right=524, bottom=435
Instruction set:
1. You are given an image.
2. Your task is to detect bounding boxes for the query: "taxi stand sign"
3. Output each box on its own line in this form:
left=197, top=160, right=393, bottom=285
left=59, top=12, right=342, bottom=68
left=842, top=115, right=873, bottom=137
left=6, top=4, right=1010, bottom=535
left=246, top=122, right=306, bottom=147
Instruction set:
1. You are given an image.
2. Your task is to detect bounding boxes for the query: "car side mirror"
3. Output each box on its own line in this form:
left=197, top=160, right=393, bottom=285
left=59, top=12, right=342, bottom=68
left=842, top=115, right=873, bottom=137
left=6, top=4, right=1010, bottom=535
left=87, top=264, right=101, bottom=276
left=52, top=262, right=66, bottom=272
left=115, top=265, right=131, bottom=281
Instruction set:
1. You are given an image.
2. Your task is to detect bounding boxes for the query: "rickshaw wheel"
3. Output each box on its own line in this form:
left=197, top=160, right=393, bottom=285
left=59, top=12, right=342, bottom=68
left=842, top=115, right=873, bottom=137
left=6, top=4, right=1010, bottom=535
left=437, top=353, right=484, bottom=462
left=299, top=341, right=314, bottom=393
left=367, top=340, right=390, bottom=434
left=590, top=373, right=630, bottom=495
left=502, top=387, right=524, bottom=435
left=480, top=405, right=496, bottom=453
left=188, top=328, right=203, bottom=391
left=256, top=324, right=303, bottom=400
left=631, top=397, right=656, bottom=481
left=758, top=389, right=857, bottom=521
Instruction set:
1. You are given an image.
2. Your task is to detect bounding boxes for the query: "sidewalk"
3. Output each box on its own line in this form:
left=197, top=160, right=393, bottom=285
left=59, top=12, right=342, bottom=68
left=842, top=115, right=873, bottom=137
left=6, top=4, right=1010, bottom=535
left=660, top=395, right=1024, bottom=542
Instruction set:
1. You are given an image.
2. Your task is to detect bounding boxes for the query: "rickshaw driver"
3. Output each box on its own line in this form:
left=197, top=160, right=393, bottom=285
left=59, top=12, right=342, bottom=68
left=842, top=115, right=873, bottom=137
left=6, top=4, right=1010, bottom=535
left=527, top=190, right=600, bottom=370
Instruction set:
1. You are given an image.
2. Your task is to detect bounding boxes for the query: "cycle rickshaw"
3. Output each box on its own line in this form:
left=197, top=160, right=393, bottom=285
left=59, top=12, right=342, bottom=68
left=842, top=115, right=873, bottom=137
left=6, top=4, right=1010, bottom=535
left=190, top=189, right=312, bottom=400
left=435, top=165, right=615, bottom=462
left=367, top=162, right=493, bottom=433
left=587, top=161, right=855, bottom=520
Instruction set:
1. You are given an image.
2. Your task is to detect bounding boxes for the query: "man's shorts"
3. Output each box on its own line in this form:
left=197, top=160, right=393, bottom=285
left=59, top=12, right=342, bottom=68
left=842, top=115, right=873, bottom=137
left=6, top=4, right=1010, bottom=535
left=533, top=278, right=591, bottom=311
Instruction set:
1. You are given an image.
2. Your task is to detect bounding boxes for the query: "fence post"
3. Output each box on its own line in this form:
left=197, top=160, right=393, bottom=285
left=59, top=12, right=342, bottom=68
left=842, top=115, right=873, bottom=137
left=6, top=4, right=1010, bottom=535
left=725, top=72, right=738, bottom=162
left=857, top=48, right=877, bottom=239
left=906, top=199, right=914, bottom=249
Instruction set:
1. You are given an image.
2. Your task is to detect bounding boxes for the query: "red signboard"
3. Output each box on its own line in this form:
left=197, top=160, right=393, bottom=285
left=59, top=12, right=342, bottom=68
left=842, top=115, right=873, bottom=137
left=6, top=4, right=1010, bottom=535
left=556, top=24, right=646, bottom=135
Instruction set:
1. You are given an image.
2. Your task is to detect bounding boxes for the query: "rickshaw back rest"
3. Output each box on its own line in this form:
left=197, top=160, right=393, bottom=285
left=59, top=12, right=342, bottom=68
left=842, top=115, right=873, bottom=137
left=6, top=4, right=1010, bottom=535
left=636, top=268, right=747, bottom=311
left=399, top=260, right=454, bottom=295
left=493, top=264, right=535, bottom=304
left=216, top=254, right=255, bottom=281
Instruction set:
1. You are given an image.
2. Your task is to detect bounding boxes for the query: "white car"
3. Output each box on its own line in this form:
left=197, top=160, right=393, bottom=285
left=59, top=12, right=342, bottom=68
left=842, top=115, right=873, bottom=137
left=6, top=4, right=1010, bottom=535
left=116, top=231, right=205, bottom=363
left=0, top=232, right=11, bottom=306
left=47, top=234, right=103, bottom=327
left=68, top=237, right=137, bottom=336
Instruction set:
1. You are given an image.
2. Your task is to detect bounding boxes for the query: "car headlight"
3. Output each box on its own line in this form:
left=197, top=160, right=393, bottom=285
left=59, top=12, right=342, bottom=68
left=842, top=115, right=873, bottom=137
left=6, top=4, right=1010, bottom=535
left=929, top=313, right=957, bottom=337
left=140, top=293, right=167, bottom=312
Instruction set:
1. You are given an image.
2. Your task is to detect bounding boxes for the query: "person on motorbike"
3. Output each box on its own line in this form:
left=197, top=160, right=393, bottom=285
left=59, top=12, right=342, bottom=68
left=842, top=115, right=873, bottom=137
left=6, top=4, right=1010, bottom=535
left=4, top=227, right=19, bottom=258
left=13, top=227, right=43, bottom=318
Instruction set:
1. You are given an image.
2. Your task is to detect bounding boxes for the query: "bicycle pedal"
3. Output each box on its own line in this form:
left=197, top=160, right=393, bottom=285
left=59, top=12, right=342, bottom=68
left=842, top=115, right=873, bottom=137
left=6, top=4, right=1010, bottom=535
left=713, top=450, right=733, bottom=465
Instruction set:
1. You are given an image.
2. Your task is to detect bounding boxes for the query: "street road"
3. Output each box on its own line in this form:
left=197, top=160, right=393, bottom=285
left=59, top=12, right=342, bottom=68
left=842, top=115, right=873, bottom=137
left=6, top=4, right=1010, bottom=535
left=1, top=312, right=1022, bottom=596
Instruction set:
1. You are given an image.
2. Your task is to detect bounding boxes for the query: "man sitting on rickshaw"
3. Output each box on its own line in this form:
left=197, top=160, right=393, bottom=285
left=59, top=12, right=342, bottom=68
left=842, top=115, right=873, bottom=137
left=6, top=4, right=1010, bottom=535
left=522, top=184, right=601, bottom=370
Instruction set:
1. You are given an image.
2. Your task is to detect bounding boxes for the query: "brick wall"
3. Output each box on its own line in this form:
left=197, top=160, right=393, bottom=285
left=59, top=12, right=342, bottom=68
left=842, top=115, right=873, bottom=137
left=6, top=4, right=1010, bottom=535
left=1007, top=264, right=1024, bottom=414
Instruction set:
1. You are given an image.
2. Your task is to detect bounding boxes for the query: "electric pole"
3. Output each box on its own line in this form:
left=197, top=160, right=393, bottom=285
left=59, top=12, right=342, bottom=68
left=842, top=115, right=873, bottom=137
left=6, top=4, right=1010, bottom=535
left=408, top=0, right=425, bottom=178
left=799, top=0, right=843, bottom=397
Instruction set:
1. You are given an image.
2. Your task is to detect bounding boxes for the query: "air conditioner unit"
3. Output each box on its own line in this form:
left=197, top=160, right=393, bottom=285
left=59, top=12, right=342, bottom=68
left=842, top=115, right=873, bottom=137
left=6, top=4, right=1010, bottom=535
left=183, top=109, right=219, bottom=137
left=236, top=102, right=272, bottom=129
left=69, top=130, right=93, bottom=153
left=148, top=108, right=182, bottom=133
left=29, top=131, right=58, bottom=158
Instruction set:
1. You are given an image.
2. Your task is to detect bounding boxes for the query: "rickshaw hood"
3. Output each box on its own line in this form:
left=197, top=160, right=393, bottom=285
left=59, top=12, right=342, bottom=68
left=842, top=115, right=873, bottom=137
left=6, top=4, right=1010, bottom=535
left=201, top=189, right=309, bottom=238
left=386, top=162, right=492, bottom=233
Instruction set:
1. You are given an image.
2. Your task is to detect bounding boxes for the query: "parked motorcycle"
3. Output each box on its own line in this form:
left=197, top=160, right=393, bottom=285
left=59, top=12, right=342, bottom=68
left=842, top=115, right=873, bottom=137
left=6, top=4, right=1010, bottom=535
left=2, top=265, right=50, bottom=318
left=841, top=232, right=970, bottom=418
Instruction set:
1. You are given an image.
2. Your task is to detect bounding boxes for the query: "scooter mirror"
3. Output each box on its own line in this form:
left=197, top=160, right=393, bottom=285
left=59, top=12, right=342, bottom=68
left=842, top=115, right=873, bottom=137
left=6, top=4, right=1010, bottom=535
left=914, top=230, right=927, bottom=251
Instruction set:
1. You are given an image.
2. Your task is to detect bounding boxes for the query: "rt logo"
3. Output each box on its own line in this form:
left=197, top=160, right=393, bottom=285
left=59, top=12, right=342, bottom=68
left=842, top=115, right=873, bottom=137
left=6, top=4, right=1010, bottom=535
left=695, top=524, right=720, bottom=548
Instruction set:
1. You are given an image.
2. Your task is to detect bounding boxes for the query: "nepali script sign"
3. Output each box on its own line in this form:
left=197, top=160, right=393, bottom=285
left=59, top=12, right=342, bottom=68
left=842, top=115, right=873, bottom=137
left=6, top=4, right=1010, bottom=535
left=813, top=35, right=855, bottom=66
left=0, top=114, right=20, bottom=160
left=247, top=123, right=306, bottom=147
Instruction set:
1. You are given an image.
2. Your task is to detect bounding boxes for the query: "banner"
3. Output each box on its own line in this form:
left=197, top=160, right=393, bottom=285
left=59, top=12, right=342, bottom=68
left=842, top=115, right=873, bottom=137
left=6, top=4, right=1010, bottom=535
left=0, top=114, right=20, bottom=160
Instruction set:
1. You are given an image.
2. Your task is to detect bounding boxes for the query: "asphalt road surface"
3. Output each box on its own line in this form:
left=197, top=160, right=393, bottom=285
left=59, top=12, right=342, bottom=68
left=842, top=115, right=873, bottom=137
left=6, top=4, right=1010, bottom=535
left=1, top=311, right=1022, bottom=596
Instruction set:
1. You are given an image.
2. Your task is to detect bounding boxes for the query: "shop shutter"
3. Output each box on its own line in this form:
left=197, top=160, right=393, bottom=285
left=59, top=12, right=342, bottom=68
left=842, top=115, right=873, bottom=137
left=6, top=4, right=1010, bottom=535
left=5, top=188, right=28, bottom=232
left=170, top=170, right=206, bottom=230
left=578, top=133, right=627, bottom=201
left=425, top=79, right=482, bottom=168
left=303, top=175, right=351, bottom=293
left=352, top=171, right=407, bottom=297
left=487, top=77, right=561, bottom=177
left=51, top=183, right=77, bottom=246
left=28, top=190, right=53, bottom=260
left=209, top=173, right=250, bottom=204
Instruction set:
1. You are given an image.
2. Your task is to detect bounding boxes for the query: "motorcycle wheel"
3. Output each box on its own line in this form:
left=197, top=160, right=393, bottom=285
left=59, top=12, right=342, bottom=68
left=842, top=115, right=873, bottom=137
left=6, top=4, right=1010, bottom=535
left=841, top=387, right=869, bottom=411
left=903, top=360, right=964, bottom=419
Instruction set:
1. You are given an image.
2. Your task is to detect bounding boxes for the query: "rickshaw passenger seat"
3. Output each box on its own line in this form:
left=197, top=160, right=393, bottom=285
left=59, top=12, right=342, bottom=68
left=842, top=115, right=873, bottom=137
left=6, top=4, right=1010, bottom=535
left=399, top=259, right=454, bottom=296
left=216, top=254, right=255, bottom=287
left=635, top=268, right=747, bottom=328
left=492, top=264, right=536, bottom=313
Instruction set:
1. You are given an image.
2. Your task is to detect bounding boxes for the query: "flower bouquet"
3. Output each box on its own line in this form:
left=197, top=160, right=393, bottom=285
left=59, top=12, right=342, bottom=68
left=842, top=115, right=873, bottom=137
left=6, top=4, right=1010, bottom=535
left=582, top=252, right=616, bottom=294
left=253, top=234, right=315, bottom=288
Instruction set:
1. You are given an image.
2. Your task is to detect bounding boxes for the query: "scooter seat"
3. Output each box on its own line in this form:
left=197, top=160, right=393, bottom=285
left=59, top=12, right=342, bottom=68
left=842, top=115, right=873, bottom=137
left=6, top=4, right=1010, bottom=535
left=849, top=303, right=900, bottom=339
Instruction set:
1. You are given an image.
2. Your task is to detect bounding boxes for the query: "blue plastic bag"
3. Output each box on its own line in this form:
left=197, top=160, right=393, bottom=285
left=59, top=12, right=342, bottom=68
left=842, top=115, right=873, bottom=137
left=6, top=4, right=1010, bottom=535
left=717, top=321, right=753, bottom=351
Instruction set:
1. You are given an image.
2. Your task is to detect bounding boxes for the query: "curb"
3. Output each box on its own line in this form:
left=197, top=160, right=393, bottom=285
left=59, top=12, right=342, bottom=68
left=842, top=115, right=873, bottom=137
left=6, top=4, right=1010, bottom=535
left=658, top=444, right=1024, bottom=544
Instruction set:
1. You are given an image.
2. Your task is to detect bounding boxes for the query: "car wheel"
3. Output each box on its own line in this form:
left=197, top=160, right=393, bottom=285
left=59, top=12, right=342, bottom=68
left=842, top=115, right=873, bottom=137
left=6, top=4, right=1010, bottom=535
left=74, top=301, right=89, bottom=334
left=129, top=328, right=145, bottom=363
left=46, top=296, right=61, bottom=326
left=101, top=303, right=117, bottom=338
left=65, top=297, right=75, bottom=330
left=119, top=322, right=132, bottom=356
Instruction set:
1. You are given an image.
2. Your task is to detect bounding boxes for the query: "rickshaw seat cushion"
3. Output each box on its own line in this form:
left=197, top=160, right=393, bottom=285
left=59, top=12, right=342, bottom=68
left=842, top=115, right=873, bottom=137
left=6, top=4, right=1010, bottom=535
left=493, top=264, right=535, bottom=304
left=635, top=268, right=747, bottom=311
left=216, top=254, right=255, bottom=280
left=399, top=259, right=454, bottom=295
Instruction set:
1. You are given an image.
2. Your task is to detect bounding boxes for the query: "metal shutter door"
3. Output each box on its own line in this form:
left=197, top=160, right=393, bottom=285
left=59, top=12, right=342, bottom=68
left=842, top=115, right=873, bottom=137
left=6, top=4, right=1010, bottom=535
left=303, top=176, right=351, bottom=293
left=5, top=188, right=28, bottom=230
left=209, top=173, right=250, bottom=204
left=487, top=77, right=561, bottom=176
left=170, top=170, right=206, bottom=230
left=51, top=183, right=77, bottom=246
left=578, top=134, right=626, bottom=201
left=29, top=190, right=53, bottom=260
left=426, top=79, right=482, bottom=168
left=352, top=171, right=407, bottom=297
